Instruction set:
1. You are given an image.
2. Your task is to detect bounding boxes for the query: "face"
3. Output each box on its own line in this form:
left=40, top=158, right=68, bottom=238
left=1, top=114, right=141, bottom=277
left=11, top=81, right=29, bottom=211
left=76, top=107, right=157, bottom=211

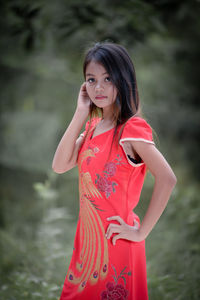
left=85, top=61, right=117, bottom=109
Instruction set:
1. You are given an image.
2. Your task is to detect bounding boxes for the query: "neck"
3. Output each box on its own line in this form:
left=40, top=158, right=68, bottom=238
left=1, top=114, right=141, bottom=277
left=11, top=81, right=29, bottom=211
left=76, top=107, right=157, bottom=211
left=102, top=107, right=115, bottom=124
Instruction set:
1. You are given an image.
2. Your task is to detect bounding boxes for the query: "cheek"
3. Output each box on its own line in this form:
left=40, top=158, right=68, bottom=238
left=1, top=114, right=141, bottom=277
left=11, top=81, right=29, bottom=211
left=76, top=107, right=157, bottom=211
left=86, top=85, right=93, bottom=98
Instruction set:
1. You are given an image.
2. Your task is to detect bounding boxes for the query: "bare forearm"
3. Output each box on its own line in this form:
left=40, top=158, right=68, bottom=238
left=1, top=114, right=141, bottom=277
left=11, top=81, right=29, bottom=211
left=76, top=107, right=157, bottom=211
left=52, top=109, right=88, bottom=171
left=139, top=174, right=177, bottom=239
left=105, top=142, right=177, bottom=245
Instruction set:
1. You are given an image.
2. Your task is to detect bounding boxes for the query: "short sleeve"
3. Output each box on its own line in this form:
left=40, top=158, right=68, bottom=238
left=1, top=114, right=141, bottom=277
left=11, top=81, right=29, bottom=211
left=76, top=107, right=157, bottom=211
left=119, top=117, right=154, bottom=167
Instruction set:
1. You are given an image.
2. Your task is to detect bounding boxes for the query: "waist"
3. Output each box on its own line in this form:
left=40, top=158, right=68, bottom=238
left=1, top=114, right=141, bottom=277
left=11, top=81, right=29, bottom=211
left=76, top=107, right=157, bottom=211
left=127, top=210, right=140, bottom=227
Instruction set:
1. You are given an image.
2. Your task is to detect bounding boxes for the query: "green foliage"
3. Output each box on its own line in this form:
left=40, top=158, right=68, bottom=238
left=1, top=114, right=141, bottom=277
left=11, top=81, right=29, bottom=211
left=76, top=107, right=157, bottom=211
left=0, top=169, right=78, bottom=299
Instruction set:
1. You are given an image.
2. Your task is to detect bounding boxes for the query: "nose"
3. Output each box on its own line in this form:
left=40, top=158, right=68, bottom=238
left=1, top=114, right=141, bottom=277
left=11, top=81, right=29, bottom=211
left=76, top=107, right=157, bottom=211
left=95, top=79, right=104, bottom=91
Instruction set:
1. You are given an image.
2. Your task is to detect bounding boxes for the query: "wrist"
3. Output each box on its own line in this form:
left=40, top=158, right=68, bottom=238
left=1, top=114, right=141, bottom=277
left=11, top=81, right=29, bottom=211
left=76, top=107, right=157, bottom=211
left=137, top=227, right=148, bottom=241
left=129, top=226, right=146, bottom=242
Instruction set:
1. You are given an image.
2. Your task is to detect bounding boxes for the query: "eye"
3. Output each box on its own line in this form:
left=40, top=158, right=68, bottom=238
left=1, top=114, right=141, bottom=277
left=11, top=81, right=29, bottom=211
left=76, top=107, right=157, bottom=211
left=105, top=77, right=111, bottom=82
left=87, top=78, right=95, bottom=84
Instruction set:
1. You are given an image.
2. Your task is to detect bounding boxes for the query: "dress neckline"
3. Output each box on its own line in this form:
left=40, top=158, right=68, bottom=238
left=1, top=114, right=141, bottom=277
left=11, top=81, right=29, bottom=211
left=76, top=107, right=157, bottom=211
left=90, top=119, right=116, bottom=141
left=90, top=126, right=115, bottom=141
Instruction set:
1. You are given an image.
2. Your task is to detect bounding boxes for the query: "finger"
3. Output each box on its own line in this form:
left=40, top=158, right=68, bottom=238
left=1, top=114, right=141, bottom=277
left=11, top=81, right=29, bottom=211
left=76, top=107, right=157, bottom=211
left=107, top=216, right=126, bottom=225
left=107, top=223, right=120, bottom=231
left=106, top=224, right=120, bottom=239
left=112, top=233, right=123, bottom=246
left=133, top=219, right=139, bottom=229
left=106, top=224, right=120, bottom=238
left=81, top=82, right=87, bottom=90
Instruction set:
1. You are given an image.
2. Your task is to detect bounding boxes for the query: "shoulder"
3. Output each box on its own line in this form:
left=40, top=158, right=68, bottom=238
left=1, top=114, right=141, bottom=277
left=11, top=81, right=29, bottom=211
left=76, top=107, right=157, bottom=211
left=120, top=116, right=154, bottom=144
left=125, top=116, right=151, bottom=129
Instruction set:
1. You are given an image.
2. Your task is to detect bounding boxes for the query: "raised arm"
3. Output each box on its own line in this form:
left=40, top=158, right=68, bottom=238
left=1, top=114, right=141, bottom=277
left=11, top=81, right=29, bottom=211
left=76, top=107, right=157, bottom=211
left=52, top=82, right=91, bottom=174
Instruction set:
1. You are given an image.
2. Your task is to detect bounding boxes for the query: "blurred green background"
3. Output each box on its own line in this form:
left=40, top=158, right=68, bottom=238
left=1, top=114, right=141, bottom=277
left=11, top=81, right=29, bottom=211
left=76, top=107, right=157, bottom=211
left=0, top=0, right=200, bottom=299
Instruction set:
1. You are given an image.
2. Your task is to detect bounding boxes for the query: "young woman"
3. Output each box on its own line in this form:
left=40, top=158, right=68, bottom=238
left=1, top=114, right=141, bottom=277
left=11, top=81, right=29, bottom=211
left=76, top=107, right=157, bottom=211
left=52, top=42, right=177, bottom=300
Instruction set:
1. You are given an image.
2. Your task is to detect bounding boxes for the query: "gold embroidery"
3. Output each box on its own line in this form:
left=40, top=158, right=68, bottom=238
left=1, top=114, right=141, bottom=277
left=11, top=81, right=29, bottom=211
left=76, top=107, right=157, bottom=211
left=67, top=148, right=109, bottom=292
left=80, top=172, right=102, bottom=199
left=79, top=149, right=95, bottom=166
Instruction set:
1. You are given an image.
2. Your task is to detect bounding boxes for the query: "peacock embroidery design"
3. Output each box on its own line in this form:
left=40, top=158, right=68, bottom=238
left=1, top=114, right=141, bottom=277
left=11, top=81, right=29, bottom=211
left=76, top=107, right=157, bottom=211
left=67, top=146, right=109, bottom=292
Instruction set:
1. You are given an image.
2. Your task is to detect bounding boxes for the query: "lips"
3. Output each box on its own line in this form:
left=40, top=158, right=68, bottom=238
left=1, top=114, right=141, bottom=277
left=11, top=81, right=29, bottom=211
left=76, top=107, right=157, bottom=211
left=95, top=95, right=107, bottom=100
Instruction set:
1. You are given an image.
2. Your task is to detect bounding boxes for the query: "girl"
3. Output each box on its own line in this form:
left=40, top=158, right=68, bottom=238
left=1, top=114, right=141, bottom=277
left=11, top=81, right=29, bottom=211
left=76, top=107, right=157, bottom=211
left=52, top=42, right=177, bottom=300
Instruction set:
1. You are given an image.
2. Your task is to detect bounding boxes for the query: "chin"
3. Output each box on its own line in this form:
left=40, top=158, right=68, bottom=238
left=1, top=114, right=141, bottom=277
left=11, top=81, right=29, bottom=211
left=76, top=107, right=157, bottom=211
left=94, top=103, right=106, bottom=108
left=93, top=101, right=112, bottom=108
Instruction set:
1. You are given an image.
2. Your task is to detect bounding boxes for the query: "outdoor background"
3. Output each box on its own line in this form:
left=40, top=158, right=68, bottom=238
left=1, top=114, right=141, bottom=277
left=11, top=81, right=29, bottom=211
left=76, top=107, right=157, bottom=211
left=0, top=0, right=200, bottom=299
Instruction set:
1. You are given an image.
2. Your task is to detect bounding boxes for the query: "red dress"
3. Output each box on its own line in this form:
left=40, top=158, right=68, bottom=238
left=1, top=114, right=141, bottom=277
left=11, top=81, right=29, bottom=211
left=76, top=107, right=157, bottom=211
left=60, top=116, right=154, bottom=300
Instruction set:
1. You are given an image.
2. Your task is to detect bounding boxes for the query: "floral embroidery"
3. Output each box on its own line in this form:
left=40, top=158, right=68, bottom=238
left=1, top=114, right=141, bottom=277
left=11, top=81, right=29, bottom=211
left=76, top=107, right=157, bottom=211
left=95, top=174, right=117, bottom=198
left=86, top=145, right=99, bottom=164
left=101, top=264, right=131, bottom=299
left=104, top=162, right=117, bottom=177
left=95, top=155, right=123, bottom=198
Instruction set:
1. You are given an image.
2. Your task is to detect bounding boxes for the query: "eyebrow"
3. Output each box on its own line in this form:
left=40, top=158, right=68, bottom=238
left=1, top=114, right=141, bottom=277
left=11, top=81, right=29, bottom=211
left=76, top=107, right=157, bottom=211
left=85, top=72, right=108, bottom=77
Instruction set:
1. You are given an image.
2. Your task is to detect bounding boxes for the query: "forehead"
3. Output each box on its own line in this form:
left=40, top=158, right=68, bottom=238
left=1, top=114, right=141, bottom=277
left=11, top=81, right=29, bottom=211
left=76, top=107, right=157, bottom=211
left=85, top=60, right=108, bottom=76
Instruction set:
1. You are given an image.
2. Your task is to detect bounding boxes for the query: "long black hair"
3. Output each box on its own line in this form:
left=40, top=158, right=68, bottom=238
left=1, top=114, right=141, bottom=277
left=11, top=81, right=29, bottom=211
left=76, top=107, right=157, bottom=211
left=83, top=42, right=141, bottom=157
left=83, top=42, right=140, bottom=120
